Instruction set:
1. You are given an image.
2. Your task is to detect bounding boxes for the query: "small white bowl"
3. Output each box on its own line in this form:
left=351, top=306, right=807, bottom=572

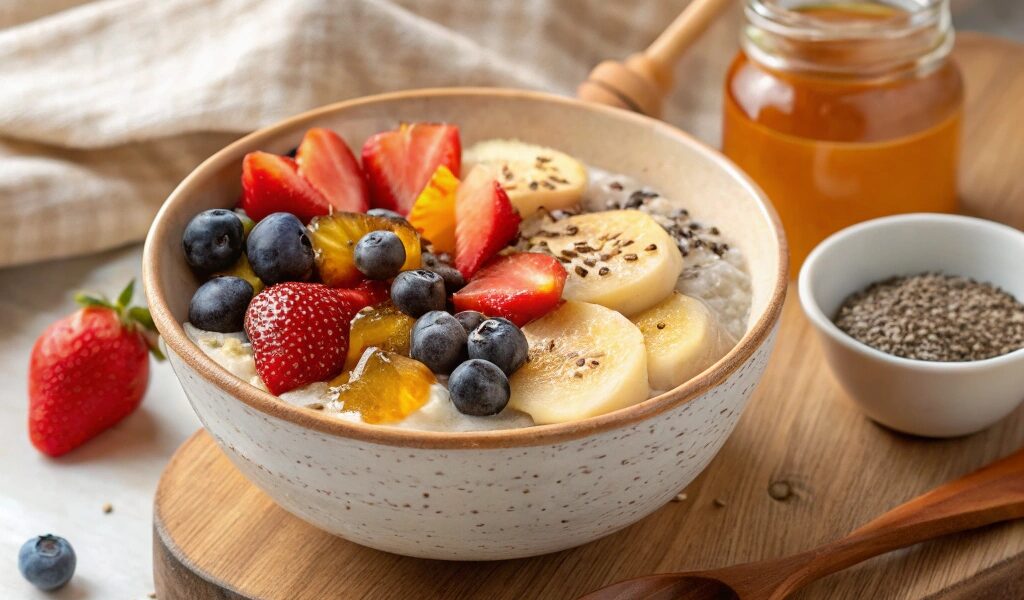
left=799, top=213, right=1024, bottom=438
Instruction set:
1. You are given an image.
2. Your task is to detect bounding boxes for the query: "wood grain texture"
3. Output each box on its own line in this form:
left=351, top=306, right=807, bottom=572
left=957, top=35, right=1024, bottom=228
left=154, top=33, right=1024, bottom=599
left=583, top=449, right=1024, bottom=600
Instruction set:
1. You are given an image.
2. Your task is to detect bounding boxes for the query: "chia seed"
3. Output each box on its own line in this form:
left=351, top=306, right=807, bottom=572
left=582, top=180, right=728, bottom=258
left=624, top=191, right=646, bottom=209
left=834, top=273, right=1024, bottom=362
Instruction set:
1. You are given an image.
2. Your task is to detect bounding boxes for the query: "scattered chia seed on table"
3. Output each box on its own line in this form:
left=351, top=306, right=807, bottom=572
left=834, top=273, right=1024, bottom=362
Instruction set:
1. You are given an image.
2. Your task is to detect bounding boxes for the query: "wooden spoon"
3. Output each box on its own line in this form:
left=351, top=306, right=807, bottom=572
left=577, top=0, right=734, bottom=117
left=580, top=448, right=1024, bottom=600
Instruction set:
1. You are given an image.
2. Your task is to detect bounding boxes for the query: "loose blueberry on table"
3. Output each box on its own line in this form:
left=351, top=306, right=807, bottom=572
left=180, top=121, right=748, bottom=429
left=18, top=535, right=76, bottom=591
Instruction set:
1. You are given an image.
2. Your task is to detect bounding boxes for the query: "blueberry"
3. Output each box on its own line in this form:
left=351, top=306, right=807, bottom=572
left=246, top=213, right=314, bottom=285
left=391, top=270, right=446, bottom=317
left=425, top=265, right=465, bottom=293
left=189, top=276, right=254, bottom=333
left=421, top=252, right=465, bottom=293
left=182, top=209, right=244, bottom=273
left=448, top=359, right=510, bottom=416
left=367, top=208, right=409, bottom=224
left=455, top=310, right=487, bottom=335
left=410, top=311, right=468, bottom=374
left=18, top=535, right=76, bottom=591
left=467, top=318, right=529, bottom=375
left=354, top=231, right=406, bottom=280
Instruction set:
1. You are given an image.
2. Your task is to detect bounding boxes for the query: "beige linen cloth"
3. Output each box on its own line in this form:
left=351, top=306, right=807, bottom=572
left=0, top=0, right=741, bottom=268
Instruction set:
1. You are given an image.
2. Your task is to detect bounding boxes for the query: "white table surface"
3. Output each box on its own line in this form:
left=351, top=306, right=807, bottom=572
left=0, top=245, right=199, bottom=599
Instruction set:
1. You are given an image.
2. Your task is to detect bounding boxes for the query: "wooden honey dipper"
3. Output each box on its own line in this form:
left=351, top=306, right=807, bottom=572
left=577, top=0, right=734, bottom=117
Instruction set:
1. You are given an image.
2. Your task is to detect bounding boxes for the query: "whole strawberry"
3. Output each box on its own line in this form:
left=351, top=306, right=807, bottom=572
left=245, top=282, right=370, bottom=395
left=28, top=281, right=162, bottom=457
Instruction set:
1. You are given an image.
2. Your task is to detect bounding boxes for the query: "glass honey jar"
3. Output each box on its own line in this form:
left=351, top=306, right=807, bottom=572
left=722, top=0, right=963, bottom=270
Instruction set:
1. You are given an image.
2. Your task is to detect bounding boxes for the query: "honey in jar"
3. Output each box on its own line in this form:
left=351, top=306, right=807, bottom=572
left=723, top=0, right=963, bottom=270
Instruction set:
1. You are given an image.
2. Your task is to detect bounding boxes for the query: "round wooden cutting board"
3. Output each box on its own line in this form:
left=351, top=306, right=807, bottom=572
left=154, top=34, right=1024, bottom=599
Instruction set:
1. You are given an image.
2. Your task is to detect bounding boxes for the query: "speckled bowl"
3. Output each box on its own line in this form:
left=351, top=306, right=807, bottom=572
left=143, top=88, right=787, bottom=560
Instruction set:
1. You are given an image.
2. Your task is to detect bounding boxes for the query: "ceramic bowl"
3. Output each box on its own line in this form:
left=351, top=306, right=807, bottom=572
left=143, top=88, right=787, bottom=560
left=799, top=213, right=1024, bottom=438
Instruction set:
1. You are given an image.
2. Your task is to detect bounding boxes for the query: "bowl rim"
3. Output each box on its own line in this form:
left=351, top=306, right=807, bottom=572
left=143, top=87, right=789, bottom=449
left=798, top=212, right=1024, bottom=371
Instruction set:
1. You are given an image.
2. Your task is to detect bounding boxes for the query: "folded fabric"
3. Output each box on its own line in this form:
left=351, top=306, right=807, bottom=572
left=0, top=0, right=739, bottom=268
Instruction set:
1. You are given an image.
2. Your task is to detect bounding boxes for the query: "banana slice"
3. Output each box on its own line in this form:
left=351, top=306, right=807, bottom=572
left=526, top=210, right=683, bottom=316
left=631, top=292, right=737, bottom=391
left=464, top=139, right=587, bottom=217
left=509, top=301, right=648, bottom=424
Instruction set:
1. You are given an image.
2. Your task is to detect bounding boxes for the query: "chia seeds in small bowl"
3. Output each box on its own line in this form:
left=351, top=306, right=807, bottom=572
left=834, top=273, right=1024, bottom=363
left=798, top=213, right=1024, bottom=438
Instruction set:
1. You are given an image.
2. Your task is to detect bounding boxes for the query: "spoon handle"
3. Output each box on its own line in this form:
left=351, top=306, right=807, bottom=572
left=774, top=448, right=1024, bottom=598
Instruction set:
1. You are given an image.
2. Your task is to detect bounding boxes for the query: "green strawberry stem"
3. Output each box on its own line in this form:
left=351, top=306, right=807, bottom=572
left=75, top=279, right=165, bottom=361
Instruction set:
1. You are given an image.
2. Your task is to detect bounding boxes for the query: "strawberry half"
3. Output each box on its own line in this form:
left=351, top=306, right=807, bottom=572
left=28, top=281, right=161, bottom=457
left=296, top=128, right=369, bottom=213
left=361, top=123, right=461, bottom=215
left=454, top=166, right=521, bottom=278
left=453, top=253, right=566, bottom=327
left=241, top=152, right=329, bottom=223
left=245, top=282, right=370, bottom=395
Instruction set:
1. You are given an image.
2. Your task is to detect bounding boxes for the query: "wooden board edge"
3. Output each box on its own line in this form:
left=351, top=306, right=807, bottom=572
left=153, top=521, right=249, bottom=600
left=153, top=433, right=252, bottom=600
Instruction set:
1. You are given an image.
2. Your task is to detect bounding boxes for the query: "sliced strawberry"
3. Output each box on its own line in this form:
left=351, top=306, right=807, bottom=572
left=453, top=253, right=566, bottom=327
left=344, top=279, right=391, bottom=307
left=245, top=282, right=368, bottom=394
left=454, top=166, right=521, bottom=278
left=361, top=123, right=461, bottom=215
left=241, top=152, right=329, bottom=224
left=296, top=128, right=369, bottom=213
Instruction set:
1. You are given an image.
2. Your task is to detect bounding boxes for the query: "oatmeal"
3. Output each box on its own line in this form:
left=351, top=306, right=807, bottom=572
left=519, top=168, right=752, bottom=340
